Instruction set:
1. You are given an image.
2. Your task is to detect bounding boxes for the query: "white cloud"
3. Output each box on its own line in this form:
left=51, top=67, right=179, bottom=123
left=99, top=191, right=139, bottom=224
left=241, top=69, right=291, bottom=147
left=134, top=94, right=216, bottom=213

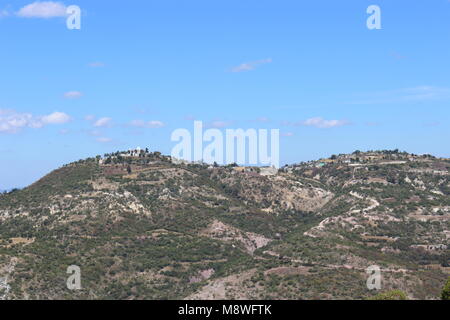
left=281, top=132, right=294, bottom=137
left=94, top=117, right=112, bottom=127
left=17, top=1, right=67, bottom=18
left=41, top=111, right=71, bottom=124
left=204, top=120, right=233, bottom=129
left=130, top=120, right=165, bottom=128
left=300, top=117, right=349, bottom=129
left=0, top=110, right=34, bottom=133
left=230, top=58, right=272, bottom=73
left=0, top=109, right=70, bottom=134
left=348, top=86, right=450, bottom=105
left=147, top=120, right=165, bottom=128
left=64, top=91, right=83, bottom=99
left=96, top=137, right=112, bottom=143
left=84, top=115, right=95, bottom=121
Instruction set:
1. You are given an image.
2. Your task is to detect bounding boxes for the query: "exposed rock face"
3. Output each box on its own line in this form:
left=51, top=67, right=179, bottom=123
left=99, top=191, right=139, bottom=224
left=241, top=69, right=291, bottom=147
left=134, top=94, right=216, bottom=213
left=202, top=220, right=271, bottom=255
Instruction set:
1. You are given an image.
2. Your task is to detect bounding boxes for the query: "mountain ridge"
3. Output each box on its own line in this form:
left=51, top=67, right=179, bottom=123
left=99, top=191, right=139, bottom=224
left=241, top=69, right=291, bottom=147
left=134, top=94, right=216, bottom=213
left=0, top=149, right=448, bottom=299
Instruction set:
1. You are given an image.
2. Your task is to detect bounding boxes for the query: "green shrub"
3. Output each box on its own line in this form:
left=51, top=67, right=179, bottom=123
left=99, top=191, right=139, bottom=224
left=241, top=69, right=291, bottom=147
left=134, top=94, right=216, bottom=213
left=369, top=290, right=408, bottom=300
left=441, top=277, right=450, bottom=300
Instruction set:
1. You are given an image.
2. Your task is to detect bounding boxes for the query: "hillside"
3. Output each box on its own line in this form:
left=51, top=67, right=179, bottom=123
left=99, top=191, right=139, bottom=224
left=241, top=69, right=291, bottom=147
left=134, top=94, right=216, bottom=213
left=0, top=149, right=449, bottom=300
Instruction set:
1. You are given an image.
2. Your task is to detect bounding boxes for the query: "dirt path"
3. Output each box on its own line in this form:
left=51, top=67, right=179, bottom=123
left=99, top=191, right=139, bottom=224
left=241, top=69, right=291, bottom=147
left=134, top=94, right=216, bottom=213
left=304, top=192, right=379, bottom=238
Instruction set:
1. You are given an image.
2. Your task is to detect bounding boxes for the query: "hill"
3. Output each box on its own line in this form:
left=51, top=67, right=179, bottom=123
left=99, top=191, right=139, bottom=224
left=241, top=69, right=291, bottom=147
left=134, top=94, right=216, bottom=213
left=0, top=149, right=449, bottom=299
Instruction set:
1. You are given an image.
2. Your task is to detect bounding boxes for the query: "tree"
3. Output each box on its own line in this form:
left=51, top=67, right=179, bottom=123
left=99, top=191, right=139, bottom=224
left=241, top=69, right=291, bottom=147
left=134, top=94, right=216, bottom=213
left=442, top=277, right=450, bottom=300
left=368, top=290, right=408, bottom=300
left=440, top=253, right=450, bottom=267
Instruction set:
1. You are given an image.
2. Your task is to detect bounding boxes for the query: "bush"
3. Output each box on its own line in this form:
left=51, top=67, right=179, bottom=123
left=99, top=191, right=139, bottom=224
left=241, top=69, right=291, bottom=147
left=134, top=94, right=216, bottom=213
left=369, top=290, right=408, bottom=300
left=441, top=277, right=450, bottom=300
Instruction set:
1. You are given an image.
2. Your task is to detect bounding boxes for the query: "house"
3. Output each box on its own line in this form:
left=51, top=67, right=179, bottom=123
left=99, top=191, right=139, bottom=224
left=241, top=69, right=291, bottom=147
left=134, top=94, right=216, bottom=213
left=315, top=162, right=326, bottom=168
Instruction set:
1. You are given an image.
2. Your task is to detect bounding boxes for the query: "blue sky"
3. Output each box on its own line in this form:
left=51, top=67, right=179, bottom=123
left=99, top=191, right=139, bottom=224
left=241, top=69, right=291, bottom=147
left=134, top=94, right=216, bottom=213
left=1, top=0, right=450, bottom=189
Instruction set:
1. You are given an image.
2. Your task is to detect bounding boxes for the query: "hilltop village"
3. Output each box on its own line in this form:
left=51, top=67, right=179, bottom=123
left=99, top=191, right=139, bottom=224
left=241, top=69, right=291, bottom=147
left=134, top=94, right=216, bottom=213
left=283, top=150, right=449, bottom=170
left=95, top=148, right=449, bottom=178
